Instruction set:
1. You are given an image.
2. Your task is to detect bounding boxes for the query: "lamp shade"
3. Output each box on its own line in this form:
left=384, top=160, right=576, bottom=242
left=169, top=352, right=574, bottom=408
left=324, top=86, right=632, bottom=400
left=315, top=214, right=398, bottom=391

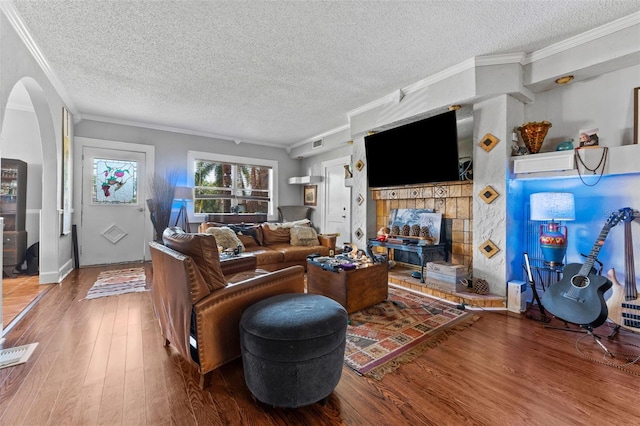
left=174, top=186, right=193, bottom=201
left=530, top=192, right=575, bottom=221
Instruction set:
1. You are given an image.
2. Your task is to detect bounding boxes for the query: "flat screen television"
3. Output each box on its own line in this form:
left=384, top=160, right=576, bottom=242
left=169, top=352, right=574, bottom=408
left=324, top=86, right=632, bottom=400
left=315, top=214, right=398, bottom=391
left=364, top=110, right=461, bottom=188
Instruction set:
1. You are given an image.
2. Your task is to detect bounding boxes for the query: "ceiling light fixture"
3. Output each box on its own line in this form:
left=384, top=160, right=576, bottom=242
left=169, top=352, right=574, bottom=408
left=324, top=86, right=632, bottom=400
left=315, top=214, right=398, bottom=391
left=555, top=75, right=574, bottom=85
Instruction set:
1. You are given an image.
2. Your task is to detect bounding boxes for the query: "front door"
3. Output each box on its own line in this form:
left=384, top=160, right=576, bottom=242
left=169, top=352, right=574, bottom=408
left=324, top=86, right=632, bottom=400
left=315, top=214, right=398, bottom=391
left=80, top=146, right=148, bottom=266
left=322, top=157, right=351, bottom=246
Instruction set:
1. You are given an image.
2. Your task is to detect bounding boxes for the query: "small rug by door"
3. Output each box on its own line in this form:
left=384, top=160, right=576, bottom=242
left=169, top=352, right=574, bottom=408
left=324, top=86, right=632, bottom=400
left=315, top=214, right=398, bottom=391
left=344, top=285, right=479, bottom=380
left=85, top=267, right=148, bottom=300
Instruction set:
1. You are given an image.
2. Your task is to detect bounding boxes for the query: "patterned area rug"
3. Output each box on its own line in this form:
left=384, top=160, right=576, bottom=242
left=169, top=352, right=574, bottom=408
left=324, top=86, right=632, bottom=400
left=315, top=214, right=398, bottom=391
left=85, top=267, right=148, bottom=300
left=344, top=285, right=479, bottom=380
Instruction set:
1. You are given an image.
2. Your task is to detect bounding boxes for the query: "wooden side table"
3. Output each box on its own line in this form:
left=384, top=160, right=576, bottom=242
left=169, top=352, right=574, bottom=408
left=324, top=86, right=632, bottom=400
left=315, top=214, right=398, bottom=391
left=306, top=260, right=388, bottom=313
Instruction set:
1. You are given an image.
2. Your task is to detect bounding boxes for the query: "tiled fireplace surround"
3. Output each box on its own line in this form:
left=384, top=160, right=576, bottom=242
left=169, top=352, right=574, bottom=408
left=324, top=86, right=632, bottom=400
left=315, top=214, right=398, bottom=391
left=370, top=181, right=505, bottom=308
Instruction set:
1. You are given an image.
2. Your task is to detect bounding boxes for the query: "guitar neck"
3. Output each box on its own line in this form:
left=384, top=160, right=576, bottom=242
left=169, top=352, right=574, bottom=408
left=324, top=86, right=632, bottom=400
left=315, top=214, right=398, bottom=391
left=624, top=220, right=637, bottom=300
left=579, top=222, right=613, bottom=276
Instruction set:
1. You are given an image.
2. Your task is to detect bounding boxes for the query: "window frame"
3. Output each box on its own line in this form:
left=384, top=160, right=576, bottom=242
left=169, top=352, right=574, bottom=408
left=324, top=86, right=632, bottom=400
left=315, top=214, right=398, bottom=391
left=187, top=150, right=279, bottom=221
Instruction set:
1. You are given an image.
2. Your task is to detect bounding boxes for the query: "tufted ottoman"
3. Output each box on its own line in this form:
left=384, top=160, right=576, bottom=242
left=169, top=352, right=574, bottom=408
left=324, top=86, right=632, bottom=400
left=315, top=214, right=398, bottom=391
left=239, top=293, right=348, bottom=408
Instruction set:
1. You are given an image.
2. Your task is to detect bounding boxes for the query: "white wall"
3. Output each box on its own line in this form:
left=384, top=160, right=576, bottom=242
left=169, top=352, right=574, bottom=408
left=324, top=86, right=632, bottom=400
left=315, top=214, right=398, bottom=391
left=1, top=12, right=73, bottom=284
left=1, top=108, right=43, bottom=247
left=74, top=119, right=303, bottom=224
left=524, top=64, right=640, bottom=151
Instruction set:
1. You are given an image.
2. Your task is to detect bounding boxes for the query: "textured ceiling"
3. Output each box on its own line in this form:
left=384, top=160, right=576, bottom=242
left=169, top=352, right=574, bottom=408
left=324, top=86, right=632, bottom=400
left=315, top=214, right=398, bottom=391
left=7, top=1, right=640, bottom=148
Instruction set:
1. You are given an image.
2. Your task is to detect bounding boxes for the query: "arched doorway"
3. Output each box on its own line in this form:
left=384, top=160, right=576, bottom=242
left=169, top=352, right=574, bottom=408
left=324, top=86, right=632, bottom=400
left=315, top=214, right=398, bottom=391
left=1, top=78, right=59, bottom=331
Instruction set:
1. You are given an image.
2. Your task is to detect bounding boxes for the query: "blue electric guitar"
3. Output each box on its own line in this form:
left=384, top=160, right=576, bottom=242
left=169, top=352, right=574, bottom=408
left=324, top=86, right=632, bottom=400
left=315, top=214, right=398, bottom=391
left=541, top=210, right=624, bottom=328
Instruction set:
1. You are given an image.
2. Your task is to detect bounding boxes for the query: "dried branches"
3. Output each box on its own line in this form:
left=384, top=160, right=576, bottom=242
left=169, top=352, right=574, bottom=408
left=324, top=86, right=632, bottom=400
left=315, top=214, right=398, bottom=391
left=147, top=170, right=179, bottom=241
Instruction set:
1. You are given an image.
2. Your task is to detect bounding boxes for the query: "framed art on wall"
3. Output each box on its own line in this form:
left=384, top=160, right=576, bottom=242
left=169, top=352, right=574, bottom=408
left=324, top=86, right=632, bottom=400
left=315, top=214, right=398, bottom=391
left=303, top=185, right=317, bottom=206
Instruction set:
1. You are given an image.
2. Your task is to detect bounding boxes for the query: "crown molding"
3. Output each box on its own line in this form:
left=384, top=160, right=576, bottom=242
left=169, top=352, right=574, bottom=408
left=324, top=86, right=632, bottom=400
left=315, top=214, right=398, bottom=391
left=78, top=113, right=287, bottom=149
left=524, top=11, right=640, bottom=64
left=1, top=1, right=77, bottom=114
left=347, top=53, right=526, bottom=122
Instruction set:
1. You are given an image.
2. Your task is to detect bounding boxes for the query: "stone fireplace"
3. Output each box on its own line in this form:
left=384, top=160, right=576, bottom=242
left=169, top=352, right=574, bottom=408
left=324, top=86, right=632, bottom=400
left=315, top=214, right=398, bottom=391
left=371, top=181, right=474, bottom=271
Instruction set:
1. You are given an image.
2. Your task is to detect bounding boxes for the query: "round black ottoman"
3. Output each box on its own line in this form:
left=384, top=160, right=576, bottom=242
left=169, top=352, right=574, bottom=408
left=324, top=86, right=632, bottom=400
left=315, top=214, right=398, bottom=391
left=239, top=293, right=348, bottom=408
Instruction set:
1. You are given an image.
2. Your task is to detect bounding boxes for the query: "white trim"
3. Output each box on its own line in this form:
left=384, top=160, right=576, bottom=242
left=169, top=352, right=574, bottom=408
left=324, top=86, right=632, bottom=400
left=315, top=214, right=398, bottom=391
left=320, top=155, right=351, bottom=237
left=0, top=1, right=77, bottom=113
left=74, top=137, right=156, bottom=262
left=187, top=150, right=279, bottom=221
left=79, top=114, right=288, bottom=150
left=347, top=53, right=525, bottom=121
left=524, top=11, right=640, bottom=64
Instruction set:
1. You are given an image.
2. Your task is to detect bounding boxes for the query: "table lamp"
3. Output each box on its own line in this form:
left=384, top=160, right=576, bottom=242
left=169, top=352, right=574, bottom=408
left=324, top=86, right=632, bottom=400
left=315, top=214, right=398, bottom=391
left=173, top=186, right=193, bottom=232
left=530, top=192, right=575, bottom=266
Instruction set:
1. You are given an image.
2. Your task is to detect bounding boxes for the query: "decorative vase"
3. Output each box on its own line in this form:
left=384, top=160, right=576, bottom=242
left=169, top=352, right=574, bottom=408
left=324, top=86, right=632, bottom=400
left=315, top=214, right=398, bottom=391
left=518, top=121, right=552, bottom=154
left=539, top=223, right=568, bottom=266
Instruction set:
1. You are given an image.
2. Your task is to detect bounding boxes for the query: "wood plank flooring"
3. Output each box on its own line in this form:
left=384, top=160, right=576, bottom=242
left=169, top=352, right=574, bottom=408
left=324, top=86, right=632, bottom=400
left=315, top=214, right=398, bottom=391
left=2, top=274, right=54, bottom=331
left=1, top=262, right=640, bottom=425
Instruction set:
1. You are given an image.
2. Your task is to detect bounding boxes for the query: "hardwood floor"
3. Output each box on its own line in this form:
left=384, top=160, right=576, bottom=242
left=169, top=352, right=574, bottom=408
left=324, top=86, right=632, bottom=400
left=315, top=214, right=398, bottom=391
left=2, top=274, right=55, bottom=332
left=1, top=262, right=640, bottom=425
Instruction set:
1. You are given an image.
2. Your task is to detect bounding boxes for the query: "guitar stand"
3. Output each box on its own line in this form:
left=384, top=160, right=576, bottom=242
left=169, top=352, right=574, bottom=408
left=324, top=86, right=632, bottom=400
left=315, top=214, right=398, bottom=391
left=522, top=266, right=551, bottom=323
left=547, top=322, right=616, bottom=359
left=608, top=324, right=621, bottom=340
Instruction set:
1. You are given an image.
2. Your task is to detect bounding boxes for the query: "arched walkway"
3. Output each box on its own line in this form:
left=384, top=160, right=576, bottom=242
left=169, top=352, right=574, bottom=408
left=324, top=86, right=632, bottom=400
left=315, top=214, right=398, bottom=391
left=1, top=77, right=59, bottom=284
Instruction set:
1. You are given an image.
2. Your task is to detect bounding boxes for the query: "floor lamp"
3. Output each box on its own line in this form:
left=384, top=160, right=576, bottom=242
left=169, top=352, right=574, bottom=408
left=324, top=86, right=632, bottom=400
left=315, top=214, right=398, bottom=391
left=174, top=186, right=193, bottom=232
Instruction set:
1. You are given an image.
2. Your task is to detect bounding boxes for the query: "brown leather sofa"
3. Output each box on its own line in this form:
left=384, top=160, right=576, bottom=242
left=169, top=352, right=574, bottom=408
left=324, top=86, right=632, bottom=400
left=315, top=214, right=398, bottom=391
left=149, top=228, right=305, bottom=389
left=198, top=221, right=336, bottom=272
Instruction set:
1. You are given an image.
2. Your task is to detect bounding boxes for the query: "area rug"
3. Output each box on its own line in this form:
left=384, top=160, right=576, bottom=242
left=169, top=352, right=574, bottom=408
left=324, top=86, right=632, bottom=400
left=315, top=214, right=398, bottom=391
left=344, top=285, right=479, bottom=380
left=85, top=267, right=148, bottom=300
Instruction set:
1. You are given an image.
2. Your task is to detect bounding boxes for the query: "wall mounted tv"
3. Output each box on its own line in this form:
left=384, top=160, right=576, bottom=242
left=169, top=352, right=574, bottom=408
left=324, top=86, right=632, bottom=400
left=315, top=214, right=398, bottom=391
left=364, top=110, right=461, bottom=188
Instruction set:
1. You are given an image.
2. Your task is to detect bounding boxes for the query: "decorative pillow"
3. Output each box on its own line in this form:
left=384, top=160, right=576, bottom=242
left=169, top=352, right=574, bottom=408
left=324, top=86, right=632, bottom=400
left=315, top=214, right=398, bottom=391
left=264, top=219, right=311, bottom=230
left=261, top=223, right=291, bottom=245
left=205, top=227, right=245, bottom=252
left=228, top=224, right=263, bottom=246
left=237, top=234, right=258, bottom=248
left=290, top=225, right=320, bottom=246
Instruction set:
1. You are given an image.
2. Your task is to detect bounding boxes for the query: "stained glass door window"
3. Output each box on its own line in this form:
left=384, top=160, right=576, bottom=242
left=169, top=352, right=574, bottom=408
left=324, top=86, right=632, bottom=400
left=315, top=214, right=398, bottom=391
left=92, top=158, right=138, bottom=204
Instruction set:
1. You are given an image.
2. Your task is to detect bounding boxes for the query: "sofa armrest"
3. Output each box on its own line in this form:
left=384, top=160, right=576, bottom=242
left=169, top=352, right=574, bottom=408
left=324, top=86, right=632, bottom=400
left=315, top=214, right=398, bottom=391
left=220, top=255, right=257, bottom=277
left=318, top=234, right=337, bottom=250
left=192, top=265, right=305, bottom=375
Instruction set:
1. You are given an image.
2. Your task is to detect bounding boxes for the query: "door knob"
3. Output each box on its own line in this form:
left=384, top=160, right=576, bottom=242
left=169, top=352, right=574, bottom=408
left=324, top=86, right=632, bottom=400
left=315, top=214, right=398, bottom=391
left=137, top=207, right=144, bottom=212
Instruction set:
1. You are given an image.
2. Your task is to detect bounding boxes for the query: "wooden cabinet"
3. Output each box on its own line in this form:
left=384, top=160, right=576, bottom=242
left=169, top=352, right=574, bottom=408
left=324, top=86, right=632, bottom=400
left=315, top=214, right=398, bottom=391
left=1, top=158, right=27, bottom=277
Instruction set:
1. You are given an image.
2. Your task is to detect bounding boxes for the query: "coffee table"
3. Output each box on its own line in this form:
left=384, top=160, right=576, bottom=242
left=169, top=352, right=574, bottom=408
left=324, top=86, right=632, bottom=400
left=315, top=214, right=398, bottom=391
left=306, top=260, right=388, bottom=313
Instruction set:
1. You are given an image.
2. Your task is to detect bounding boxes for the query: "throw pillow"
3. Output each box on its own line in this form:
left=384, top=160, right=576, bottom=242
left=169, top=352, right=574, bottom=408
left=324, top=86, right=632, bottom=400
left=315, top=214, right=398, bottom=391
left=290, top=225, right=320, bottom=246
left=205, top=227, right=245, bottom=252
left=261, top=223, right=291, bottom=245
left=264, top=219, right=311, bottom=230
left=228, top=224, right=262, bottom=246
left=237, top=234, right=258, bottom=248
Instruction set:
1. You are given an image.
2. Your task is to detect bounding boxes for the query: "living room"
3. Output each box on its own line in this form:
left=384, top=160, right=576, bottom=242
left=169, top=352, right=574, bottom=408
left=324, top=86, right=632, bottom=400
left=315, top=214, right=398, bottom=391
left=0, top=4, right=637, bottom=294
left=1, top=2, right=640, bottom=423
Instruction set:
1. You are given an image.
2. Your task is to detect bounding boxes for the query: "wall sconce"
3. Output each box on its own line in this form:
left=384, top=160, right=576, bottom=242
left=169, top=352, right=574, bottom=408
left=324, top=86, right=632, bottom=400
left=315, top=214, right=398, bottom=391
left=530, top=192, right=575, bottom=266
left=174, top=186, right=193, bottom=232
